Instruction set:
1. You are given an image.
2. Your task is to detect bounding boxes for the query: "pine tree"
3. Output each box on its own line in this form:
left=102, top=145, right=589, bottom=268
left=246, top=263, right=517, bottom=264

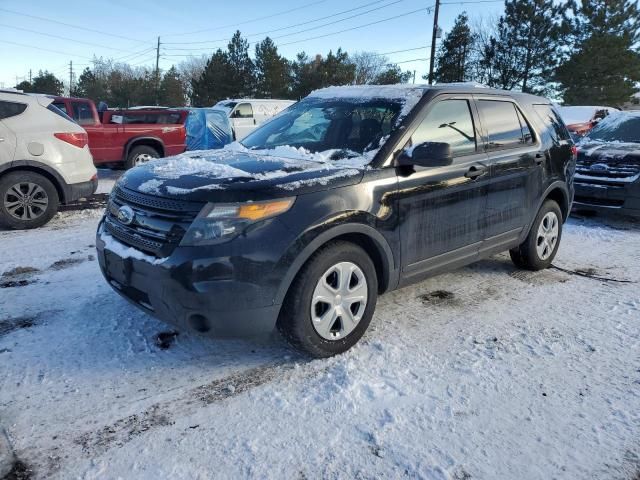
left=254, top=37, right=291, bottom=98
left=30, top=71, right=64, bottom=95
left=320, top=49, right=355, bottom=87
left=475, top=0, right=568, bottom=93
left=227, top=31, right=255, bottom=97
left=435, top=13, right=474, bottom=83
left=374, top=65, right=412, bottom=85
left=75, top=67, right=107, bottom=103
left=557, top=0, right=640, bottom=105
left=291, top=53, right=324, bottom=99
left=191, top=49, right=235, bottom=106
left=15, top=80, right=33, bottom=92
left=159, top=66, right=186, bottom=106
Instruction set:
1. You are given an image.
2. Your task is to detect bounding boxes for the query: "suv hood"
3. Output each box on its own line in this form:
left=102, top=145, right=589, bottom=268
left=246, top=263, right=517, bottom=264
left=577, top=141, right=640, bottom=166
left=117, top=145, right=370, bottom=203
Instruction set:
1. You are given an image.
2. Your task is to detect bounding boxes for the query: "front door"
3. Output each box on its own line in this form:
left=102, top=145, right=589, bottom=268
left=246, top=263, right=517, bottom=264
left=397, top=96, right=490, bottom=285
left=0, top=120, right=17, bottom=164
left=231, top=103, right=256, bottom=140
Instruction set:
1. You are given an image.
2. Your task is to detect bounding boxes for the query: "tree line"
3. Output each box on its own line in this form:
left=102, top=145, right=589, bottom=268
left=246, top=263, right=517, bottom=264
left=434, top=0, right=640, bottom=106
left=14, top=0, right=640, bottom=107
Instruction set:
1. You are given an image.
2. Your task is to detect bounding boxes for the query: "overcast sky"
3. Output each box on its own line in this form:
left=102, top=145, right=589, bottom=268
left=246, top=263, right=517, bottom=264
left=0, top=0, right=504, bottom=89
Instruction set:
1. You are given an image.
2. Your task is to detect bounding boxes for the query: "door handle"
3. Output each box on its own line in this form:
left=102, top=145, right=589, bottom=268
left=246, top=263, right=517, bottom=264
left=465, top=164, right=487, bottom=179
left=534, top=152, right=545, bottom=164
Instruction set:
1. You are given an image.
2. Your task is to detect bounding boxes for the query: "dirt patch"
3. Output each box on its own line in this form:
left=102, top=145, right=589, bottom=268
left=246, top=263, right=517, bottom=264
left=1, top=460, right=32, bottom=480
left=155, top=331, right=179, bottom=350
left=0, top=317, right=36, bottom=338
left=0, top=280, right=36, bottom=289
left=58, top=194, right=109, bottom=212
left=48, top=258, right=85, bottom=271
left=509, top=269, right=570, bottom=285
left=1, top=267, right=39, bottom=278
left=419, top=290, right=458, bottom=306
left=76, top=364, right=285, bottom=456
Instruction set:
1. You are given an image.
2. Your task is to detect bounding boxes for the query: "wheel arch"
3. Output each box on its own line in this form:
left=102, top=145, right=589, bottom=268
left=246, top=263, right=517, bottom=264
left=520, top=181, right=570, bottom=243
left=274, top=223, right=398, bottom=307
left=124, top=136, right=165, bottom=161
left=0, top=160, right=67, bottom=202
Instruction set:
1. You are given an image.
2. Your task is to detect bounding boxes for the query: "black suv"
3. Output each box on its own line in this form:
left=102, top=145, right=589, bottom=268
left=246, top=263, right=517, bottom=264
left=97, top=85, right=575, bottom=357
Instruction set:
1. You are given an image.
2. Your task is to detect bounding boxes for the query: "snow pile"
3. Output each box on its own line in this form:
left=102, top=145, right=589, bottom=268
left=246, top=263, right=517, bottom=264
left=99, top=230, right=166, bottom=265
left=558, top=106, right=619, bottom=125
left=147, top=151, right=253, bottom=180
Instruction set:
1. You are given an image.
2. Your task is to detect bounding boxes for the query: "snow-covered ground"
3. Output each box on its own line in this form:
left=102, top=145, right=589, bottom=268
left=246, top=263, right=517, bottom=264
left=0, top=206, right=639, bottom=479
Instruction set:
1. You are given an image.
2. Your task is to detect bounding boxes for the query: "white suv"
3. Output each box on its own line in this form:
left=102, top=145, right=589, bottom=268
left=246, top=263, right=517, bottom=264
left=0, top=90, right=97, bottom=229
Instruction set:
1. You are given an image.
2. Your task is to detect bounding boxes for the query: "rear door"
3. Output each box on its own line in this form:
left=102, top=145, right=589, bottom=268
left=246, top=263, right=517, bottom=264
left=475, top=97, right=542, bottom=247
left=0, top=101, right=24, bottom=163
left=231, top=103, right=255, bottom=140
left=397, top=95, right=490, bottom=284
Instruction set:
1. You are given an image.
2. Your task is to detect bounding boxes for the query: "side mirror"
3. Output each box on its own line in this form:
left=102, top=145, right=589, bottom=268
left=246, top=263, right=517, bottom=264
left=396, top=142, right=453, bottom=168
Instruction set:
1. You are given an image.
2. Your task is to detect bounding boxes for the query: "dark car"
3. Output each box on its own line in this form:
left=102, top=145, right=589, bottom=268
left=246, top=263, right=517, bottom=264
left=573, top=112, right=640, bottom=217
left=96, top=85, right=575, bottom=357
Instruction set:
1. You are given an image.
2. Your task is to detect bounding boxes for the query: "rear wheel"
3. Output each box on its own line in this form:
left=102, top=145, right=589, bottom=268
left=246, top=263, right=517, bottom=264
left=509, top=200, right=563, bottom=271
left=125, top=145, right=160, bottom=169
left=0, top=171, right=59, bottom=229
left=277, top=241, right=378, bottom=358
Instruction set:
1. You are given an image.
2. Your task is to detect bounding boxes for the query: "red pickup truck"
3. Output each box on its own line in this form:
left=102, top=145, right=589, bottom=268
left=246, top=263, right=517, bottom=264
left=52, top=97, right=187, bottom=169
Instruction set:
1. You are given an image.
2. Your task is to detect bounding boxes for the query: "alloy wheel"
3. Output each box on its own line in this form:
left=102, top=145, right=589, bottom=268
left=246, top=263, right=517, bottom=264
left=536, top=211, right=559, bottom=261
left=311, top=261, right=368, bottom=340
left=3, top=182, right=49, bottom=221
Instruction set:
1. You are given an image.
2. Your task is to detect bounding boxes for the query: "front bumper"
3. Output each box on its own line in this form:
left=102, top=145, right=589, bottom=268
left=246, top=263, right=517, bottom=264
left=95, top=221, right=281, bottom=337
left=573, top=179, right=640, bottom=217
left=63, top=176, right=99, bottom=203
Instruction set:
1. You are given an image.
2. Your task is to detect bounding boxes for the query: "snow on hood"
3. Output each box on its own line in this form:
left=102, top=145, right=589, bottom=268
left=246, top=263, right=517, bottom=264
left=131, top=142, right=373, bottom=196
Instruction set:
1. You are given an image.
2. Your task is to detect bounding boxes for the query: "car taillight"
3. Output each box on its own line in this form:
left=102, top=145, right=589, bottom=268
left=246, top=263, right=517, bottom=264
left=54, top=132, right=88, bottom=148
left=571, top=145, right=578, bottom=158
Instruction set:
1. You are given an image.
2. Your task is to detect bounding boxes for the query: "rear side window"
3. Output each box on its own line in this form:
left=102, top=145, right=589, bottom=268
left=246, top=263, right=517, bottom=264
left=52, top=102, right=67, bottom=114
left=533, top=104, right=571, bottom=143
left=410, top=99, right=477, bottom=156
left=47, top=104, right=75, bottom=122
left=233, top=103, right=253, bottom=118
left=71, top=101, right=94, bottom=126
left=0, top=101, right=27, bottom=119
left=478, top=100, right=531, bottom=150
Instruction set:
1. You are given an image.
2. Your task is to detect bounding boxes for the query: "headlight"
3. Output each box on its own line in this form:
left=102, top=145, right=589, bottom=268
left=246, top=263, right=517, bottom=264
left=180, top=198, right=295, bottom=246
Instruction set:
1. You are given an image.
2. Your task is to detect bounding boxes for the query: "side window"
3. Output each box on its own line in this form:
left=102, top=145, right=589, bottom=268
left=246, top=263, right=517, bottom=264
left=71, top=101, right=94, bottom=126
left=478, top=100, right=527, bottom=150
left=52, top=102, right=68, bottom=115
left=516, top=108, right=534, bottom=144
left=0, top=101, right=28, bottom=120
left=233, top=103, right=253, bottom=119
left=410, top=99, right=477, bottom=156
left=533, top=104, right=571, bottom=143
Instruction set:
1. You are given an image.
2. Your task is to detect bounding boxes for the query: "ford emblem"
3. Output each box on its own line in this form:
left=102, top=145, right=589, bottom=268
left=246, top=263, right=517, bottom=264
left=117, top=205, right=135, bottom=225
left=590, top=163, right=608, bottom=172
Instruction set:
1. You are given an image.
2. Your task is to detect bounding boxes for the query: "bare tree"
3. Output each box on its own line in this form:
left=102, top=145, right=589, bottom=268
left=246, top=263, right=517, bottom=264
left=177, top=55, right=209, bottom=105
left=351, top=52, right=390, bottom=85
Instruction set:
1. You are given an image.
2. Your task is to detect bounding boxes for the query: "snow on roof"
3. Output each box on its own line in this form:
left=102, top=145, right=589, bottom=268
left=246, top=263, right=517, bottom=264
left=557, top=106, right=620, bottom=125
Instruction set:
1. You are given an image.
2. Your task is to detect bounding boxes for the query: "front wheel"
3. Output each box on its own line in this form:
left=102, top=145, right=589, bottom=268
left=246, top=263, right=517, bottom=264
left=277, top=241, right=378, bottom=358
left=510, top=199, right=563, bottom=270
left=0, top=171, right=59, bottom=229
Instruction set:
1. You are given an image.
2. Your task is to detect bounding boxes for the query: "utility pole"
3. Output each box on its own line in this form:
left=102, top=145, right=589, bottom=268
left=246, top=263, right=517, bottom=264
left=69, top=61, right=73, bottom=96
left=29, top=69, right=32, bottom=83
left=155, top=36, right=161, bottom=105
left=413, top=70, right=416, bottom=84
left=428, top=0, right=440, bottom=85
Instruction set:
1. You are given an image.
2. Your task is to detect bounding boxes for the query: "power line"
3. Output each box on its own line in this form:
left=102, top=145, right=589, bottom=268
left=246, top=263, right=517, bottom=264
left=392, top=57, right=431, bottom=65
left=373, top=46, right=431, bottom=56
left=0, top=7, right=150, bottom=44
left=0, top=23, right=138, bottom=53
left=0, top=40, right=94, bottom=60
left=276, top=6, right=433, bottom=48
left=164, top=0, right=399, bottom=46
left=166, top=0, right=331, bottom=37
left=441, top=0, right=502, bottom=3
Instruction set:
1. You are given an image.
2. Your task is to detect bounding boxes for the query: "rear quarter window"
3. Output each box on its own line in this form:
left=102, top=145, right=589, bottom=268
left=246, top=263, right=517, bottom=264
left=0, top=101, right=28, bottom=119
left=477, top=100, right=531, bottom=150
left=47, top=103, right=75, bottom=123
left=533, top=104, right=571, bottom=143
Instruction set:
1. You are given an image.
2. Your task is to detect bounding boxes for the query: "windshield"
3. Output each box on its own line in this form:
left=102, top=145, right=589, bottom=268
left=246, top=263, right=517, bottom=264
left=586, top=115, right=640, bottom=143
left=240, top=98, right=402, bottom=159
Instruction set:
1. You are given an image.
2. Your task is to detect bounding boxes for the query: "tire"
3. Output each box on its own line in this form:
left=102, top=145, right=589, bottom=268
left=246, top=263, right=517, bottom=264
left=509, top=199, right=563, bottom=271
left=125, top=145, right=160, bottom=169
left=0, top=171, right=59, bottom=229
left=277, top=241, right=378, bottom=358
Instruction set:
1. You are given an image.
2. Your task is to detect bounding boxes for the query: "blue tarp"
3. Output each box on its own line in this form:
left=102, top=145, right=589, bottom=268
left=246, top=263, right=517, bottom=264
left=185, top=108, right=233, bottom=151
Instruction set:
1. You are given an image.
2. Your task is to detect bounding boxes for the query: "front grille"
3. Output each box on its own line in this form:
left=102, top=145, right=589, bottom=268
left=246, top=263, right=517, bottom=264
left=105, top=186, right=204, bottom=257
left=575, top=163, right=640, bottom=185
